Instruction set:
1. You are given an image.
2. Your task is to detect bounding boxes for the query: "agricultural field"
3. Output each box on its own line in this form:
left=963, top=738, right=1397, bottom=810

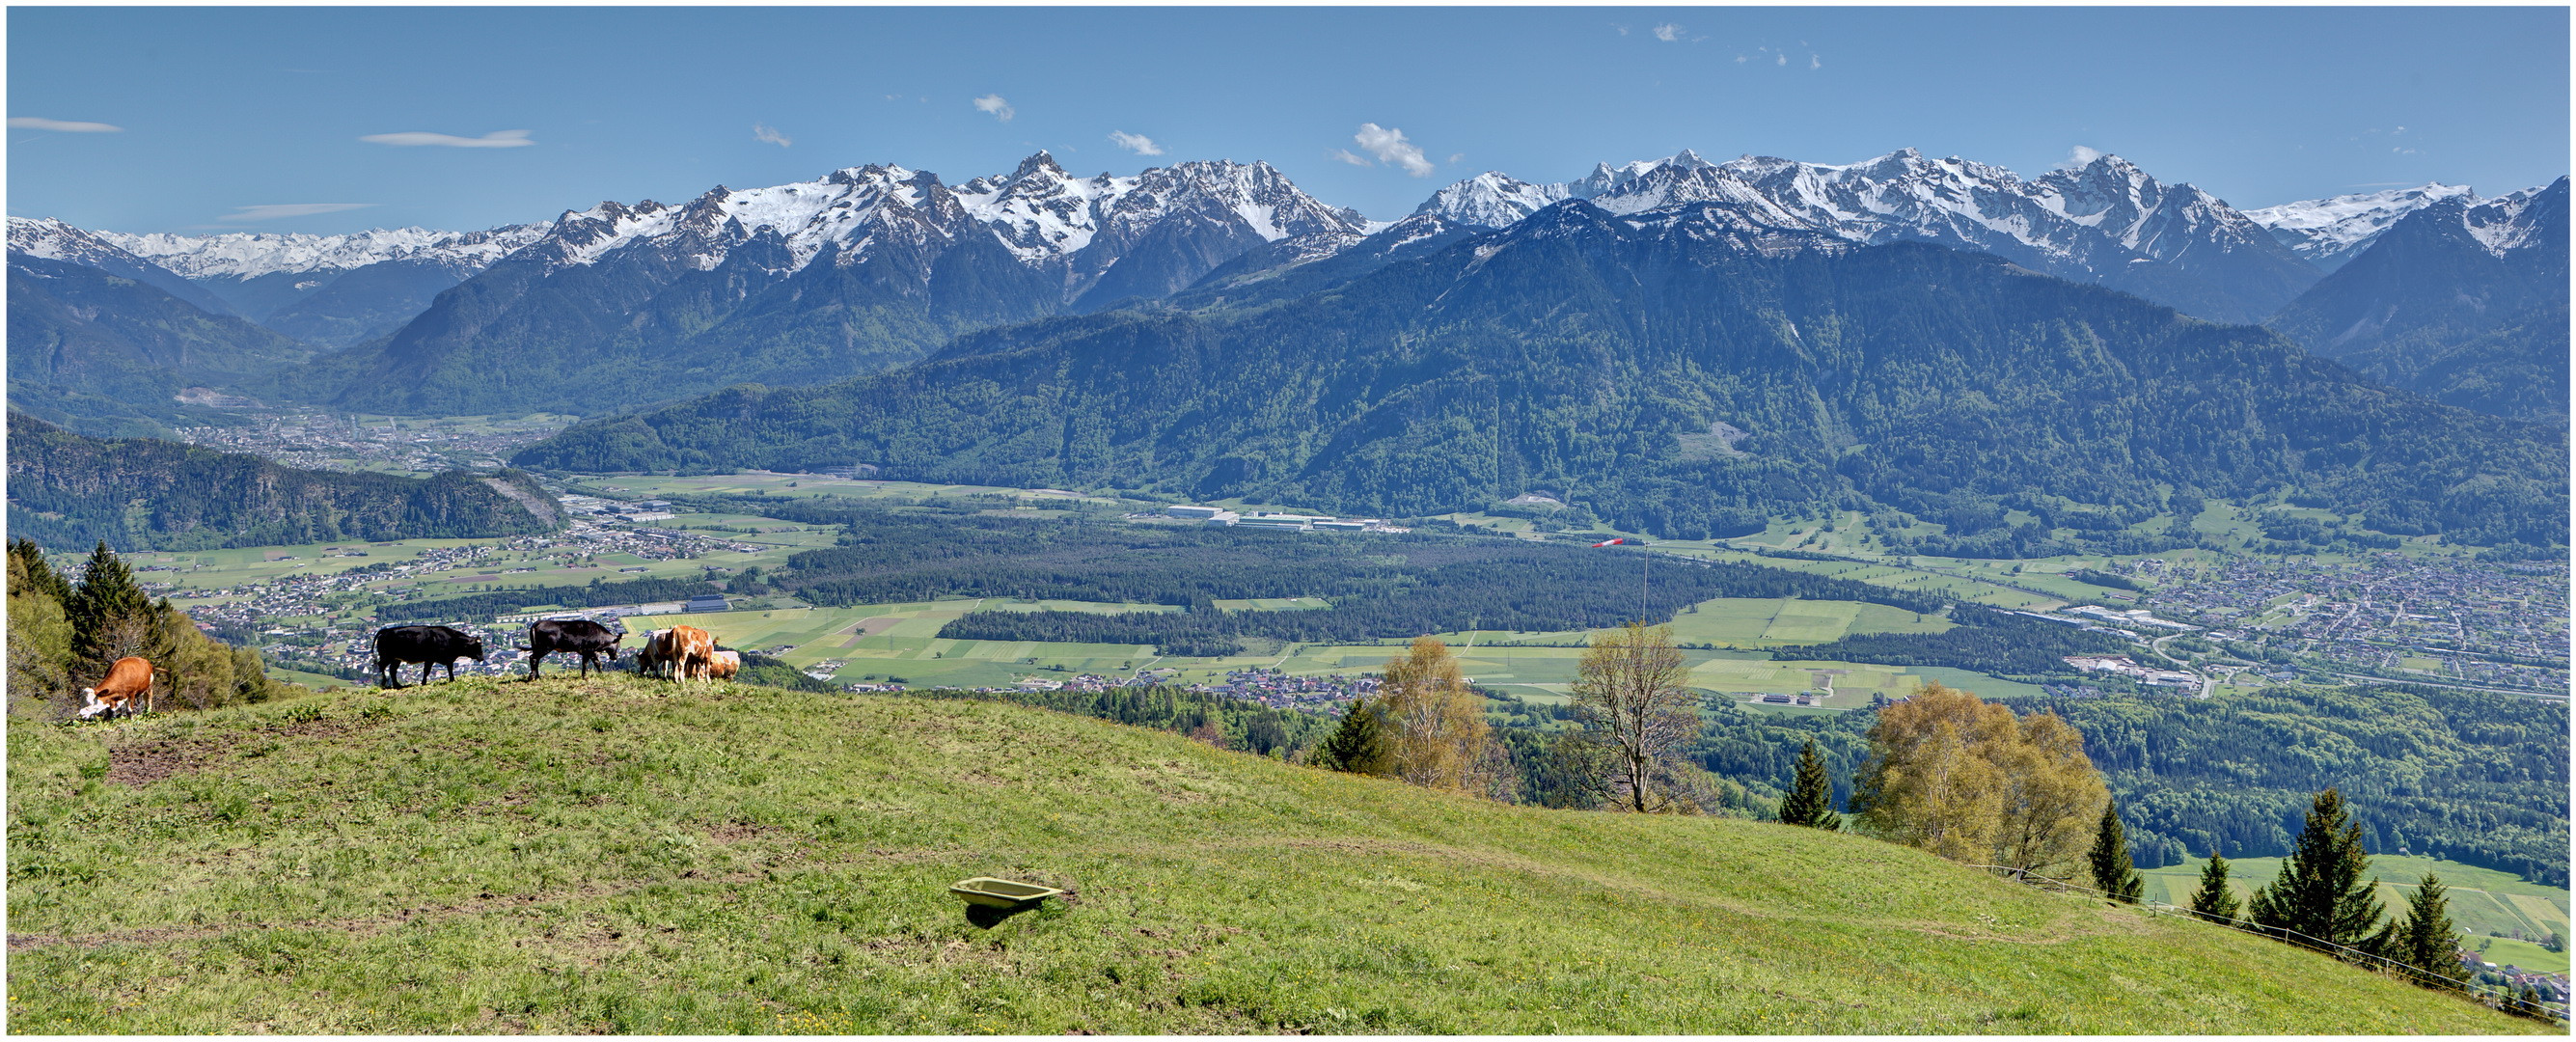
left=2140, top=854, right=2571, bottom=971
left=572, top=472, right=1136, bottom=508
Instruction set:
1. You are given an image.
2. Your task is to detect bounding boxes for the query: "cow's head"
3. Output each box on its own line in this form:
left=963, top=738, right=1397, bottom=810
left=462, top=635, right=487, bottom=662
left=75, top=688, right=110, bottom=720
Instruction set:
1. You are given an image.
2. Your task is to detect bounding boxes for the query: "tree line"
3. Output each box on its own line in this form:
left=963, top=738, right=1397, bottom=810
left=379, top=576, right=724, bottom=623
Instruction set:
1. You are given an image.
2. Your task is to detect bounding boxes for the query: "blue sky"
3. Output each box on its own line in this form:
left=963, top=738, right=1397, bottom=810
left=8, top=6, right=2567, bottom=234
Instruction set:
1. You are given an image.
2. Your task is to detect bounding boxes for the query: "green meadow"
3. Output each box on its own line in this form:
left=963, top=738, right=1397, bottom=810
left=5, top=677, right=2541, bottom=1034
left=2141, top=855, right=2571, bottom=973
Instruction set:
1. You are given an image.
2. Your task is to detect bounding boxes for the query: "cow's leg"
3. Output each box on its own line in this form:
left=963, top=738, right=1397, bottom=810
left=530, top=652, right=543, bottom=681
left=421, top=662, right=434, bottom=686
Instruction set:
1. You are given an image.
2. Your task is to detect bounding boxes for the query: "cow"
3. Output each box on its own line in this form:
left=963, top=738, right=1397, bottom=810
left=708, top=649, right=741, bottom=680
left=518, top=618, right=622, bottom=680
left=374, top=624, right=484, bottom=688
left=78, top=656, right=159, bottom=720
left=632, top=629, right=671, bottom=679
left=666, top=624, right=716, bottom=681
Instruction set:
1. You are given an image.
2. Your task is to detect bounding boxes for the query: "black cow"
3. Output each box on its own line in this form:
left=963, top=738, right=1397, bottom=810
left=374, top=625, right=485, bottom=688
left=519, top=618, right=622, bottom=680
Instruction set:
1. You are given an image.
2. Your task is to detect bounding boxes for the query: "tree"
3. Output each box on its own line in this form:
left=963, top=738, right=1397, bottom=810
left=67, top=541, right=154, bottom=680
left=2188, top=853, right=2242, bottom=924
left=7, top=539, right=76, bottom=704
left=1569, top=622, right=1700, bottom=813
left=1777, top=738, right=1840, bottom=829
left=2088, top=799, right=2144, bottom=903
left=2395, top=873, right=2463, bottom=991
left=1377, top=637, right=1498, bottom=794
left=2247, top=788, right=2386, bottom=951
left=1312, top=699, right=1396, bottom=778
left=1850, top=682, right=2106, bottom=873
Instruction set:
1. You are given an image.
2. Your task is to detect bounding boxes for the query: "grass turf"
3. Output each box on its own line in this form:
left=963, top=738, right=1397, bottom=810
left=6, top=677, right=2542, bottom=1034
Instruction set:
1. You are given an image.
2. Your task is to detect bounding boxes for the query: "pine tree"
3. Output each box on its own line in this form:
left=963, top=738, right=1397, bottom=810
left=2397, top=873, right=2463, bottom=991
left=67, top=541, right=154, bottom=679
left=1777, top=738, right=1840, bottom=829
left=1312, top=699, right=1395, bottom=777
left=2246, top=788, right=2386, bottom=951
left=2087, top=798, right=2143, bottom=902
left=2188, top=853, right=2241, bottom=924
left=8, top=537, right=71, bottom=602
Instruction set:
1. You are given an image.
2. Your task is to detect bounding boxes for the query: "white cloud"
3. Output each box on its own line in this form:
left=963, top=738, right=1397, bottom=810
left=973, top=95, right=1015, bottom=123
left=216, top=203, right=375, bottom=223
left=2063, top=145, right=2103, bottom=168
left=1611, top=23, right=1628, bottom=36
left=1652, top=22, right=1684, bottom=41
left=1775, top=52, right=1788, bottom=66
left=9, top=117, right=122, bottom=132
left=1735, top=54, right=1748, bottom=63
left=1809, top=54, right=1822, bottom=70
left=1108, top=130, right=1163, bottom=156
left=1329, top=148, right=1372, bottom=167
left=1447, top=152, right=1466, bottom=163
left=753, top=123, right=792, bottom=148
left=359, top=129, right=533, bottom=149
left=1353, top=123, right=1434, bottom=177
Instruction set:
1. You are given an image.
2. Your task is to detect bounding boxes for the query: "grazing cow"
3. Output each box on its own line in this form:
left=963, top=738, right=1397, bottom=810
left=708, top=649, right=741, bottom=680
left=666, top=624, right=716, bottom=681
left=78, top=656, right=159, bottom=720
left=518, top=618, right=622, bottom=680
left=374, top=624, right=484, bottom=688
left=632, top=629, right=671, bottom=678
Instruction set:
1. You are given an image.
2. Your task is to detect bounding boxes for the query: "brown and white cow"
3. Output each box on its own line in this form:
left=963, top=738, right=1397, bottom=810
left=665, top=625, right=716, bottom=681
left=78, top=656, right=158, bottom=720
left=708, top=649, right=741, bottom=680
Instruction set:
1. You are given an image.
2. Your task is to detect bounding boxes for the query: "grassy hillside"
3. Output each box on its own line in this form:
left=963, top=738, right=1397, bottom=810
left=7, top=676, right=2544, bottom=1034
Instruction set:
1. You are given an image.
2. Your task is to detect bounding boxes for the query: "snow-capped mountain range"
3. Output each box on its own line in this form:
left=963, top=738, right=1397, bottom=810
left=10, top=148, right=2561, bottom=420
left=2241, top=183, right=2480, bottom=270
left=96, top=224, right=549, bottom=280
left=1392, top=148, right=2338, bottom=323
left=518, top=151, right=1372, bottom=308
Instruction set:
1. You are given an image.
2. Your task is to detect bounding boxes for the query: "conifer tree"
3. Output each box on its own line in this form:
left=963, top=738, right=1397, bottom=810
left=2088, top=798, right=2144, bottom=902
left=2187, top=852, right=2241, bottom=924
left=1777, top=738, right=1840, bottom=829
left=2246, top=788, right=2385, bottom=951
left=8, top=537, right=71, bottom=602
left=2396, top=873, right=2462, bottom=991
left=1313, top=699, right=1395, bottom=778
left=67, top=541, right=154, bottom=678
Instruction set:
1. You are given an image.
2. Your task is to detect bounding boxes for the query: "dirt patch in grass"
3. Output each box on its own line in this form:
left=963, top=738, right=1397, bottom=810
left=105, top=739, right=228, bottom=787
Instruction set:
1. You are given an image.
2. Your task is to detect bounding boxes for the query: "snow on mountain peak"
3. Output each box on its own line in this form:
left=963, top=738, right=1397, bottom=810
left=93, top=223, right=550, bottom=280
left=2242, top=182, right=2479, bottom=267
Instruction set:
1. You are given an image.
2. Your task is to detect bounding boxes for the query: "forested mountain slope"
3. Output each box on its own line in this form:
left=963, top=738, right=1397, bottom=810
left=6, top=412, right=564, bottom=550
left=2269, top=178, right=2569, bottom=422
left=518, top=199, right=2567, bottom=551
left=6, top=256, right=316, bottom=435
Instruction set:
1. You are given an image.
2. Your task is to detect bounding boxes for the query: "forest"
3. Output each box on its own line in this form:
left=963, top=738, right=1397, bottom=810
left=7, top=412, right=563, bottom=551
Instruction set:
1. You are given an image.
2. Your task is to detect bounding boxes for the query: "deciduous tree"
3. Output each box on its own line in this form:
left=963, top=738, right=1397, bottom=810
left=1570, top=622, right=1700, bottom=813
left=1377, top=637, right=1499, bottom=794
left=1850, top=682, right=2107, bottom=874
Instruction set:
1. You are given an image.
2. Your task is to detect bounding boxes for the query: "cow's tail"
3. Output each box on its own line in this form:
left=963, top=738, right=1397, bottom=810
left=513, top=644, right=534, bottom=652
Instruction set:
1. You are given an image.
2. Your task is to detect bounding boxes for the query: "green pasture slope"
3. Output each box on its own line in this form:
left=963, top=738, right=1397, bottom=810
left=8, top=678, right=2541, bottom=1034
left=2142, top=856, right=2572, bottom=973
